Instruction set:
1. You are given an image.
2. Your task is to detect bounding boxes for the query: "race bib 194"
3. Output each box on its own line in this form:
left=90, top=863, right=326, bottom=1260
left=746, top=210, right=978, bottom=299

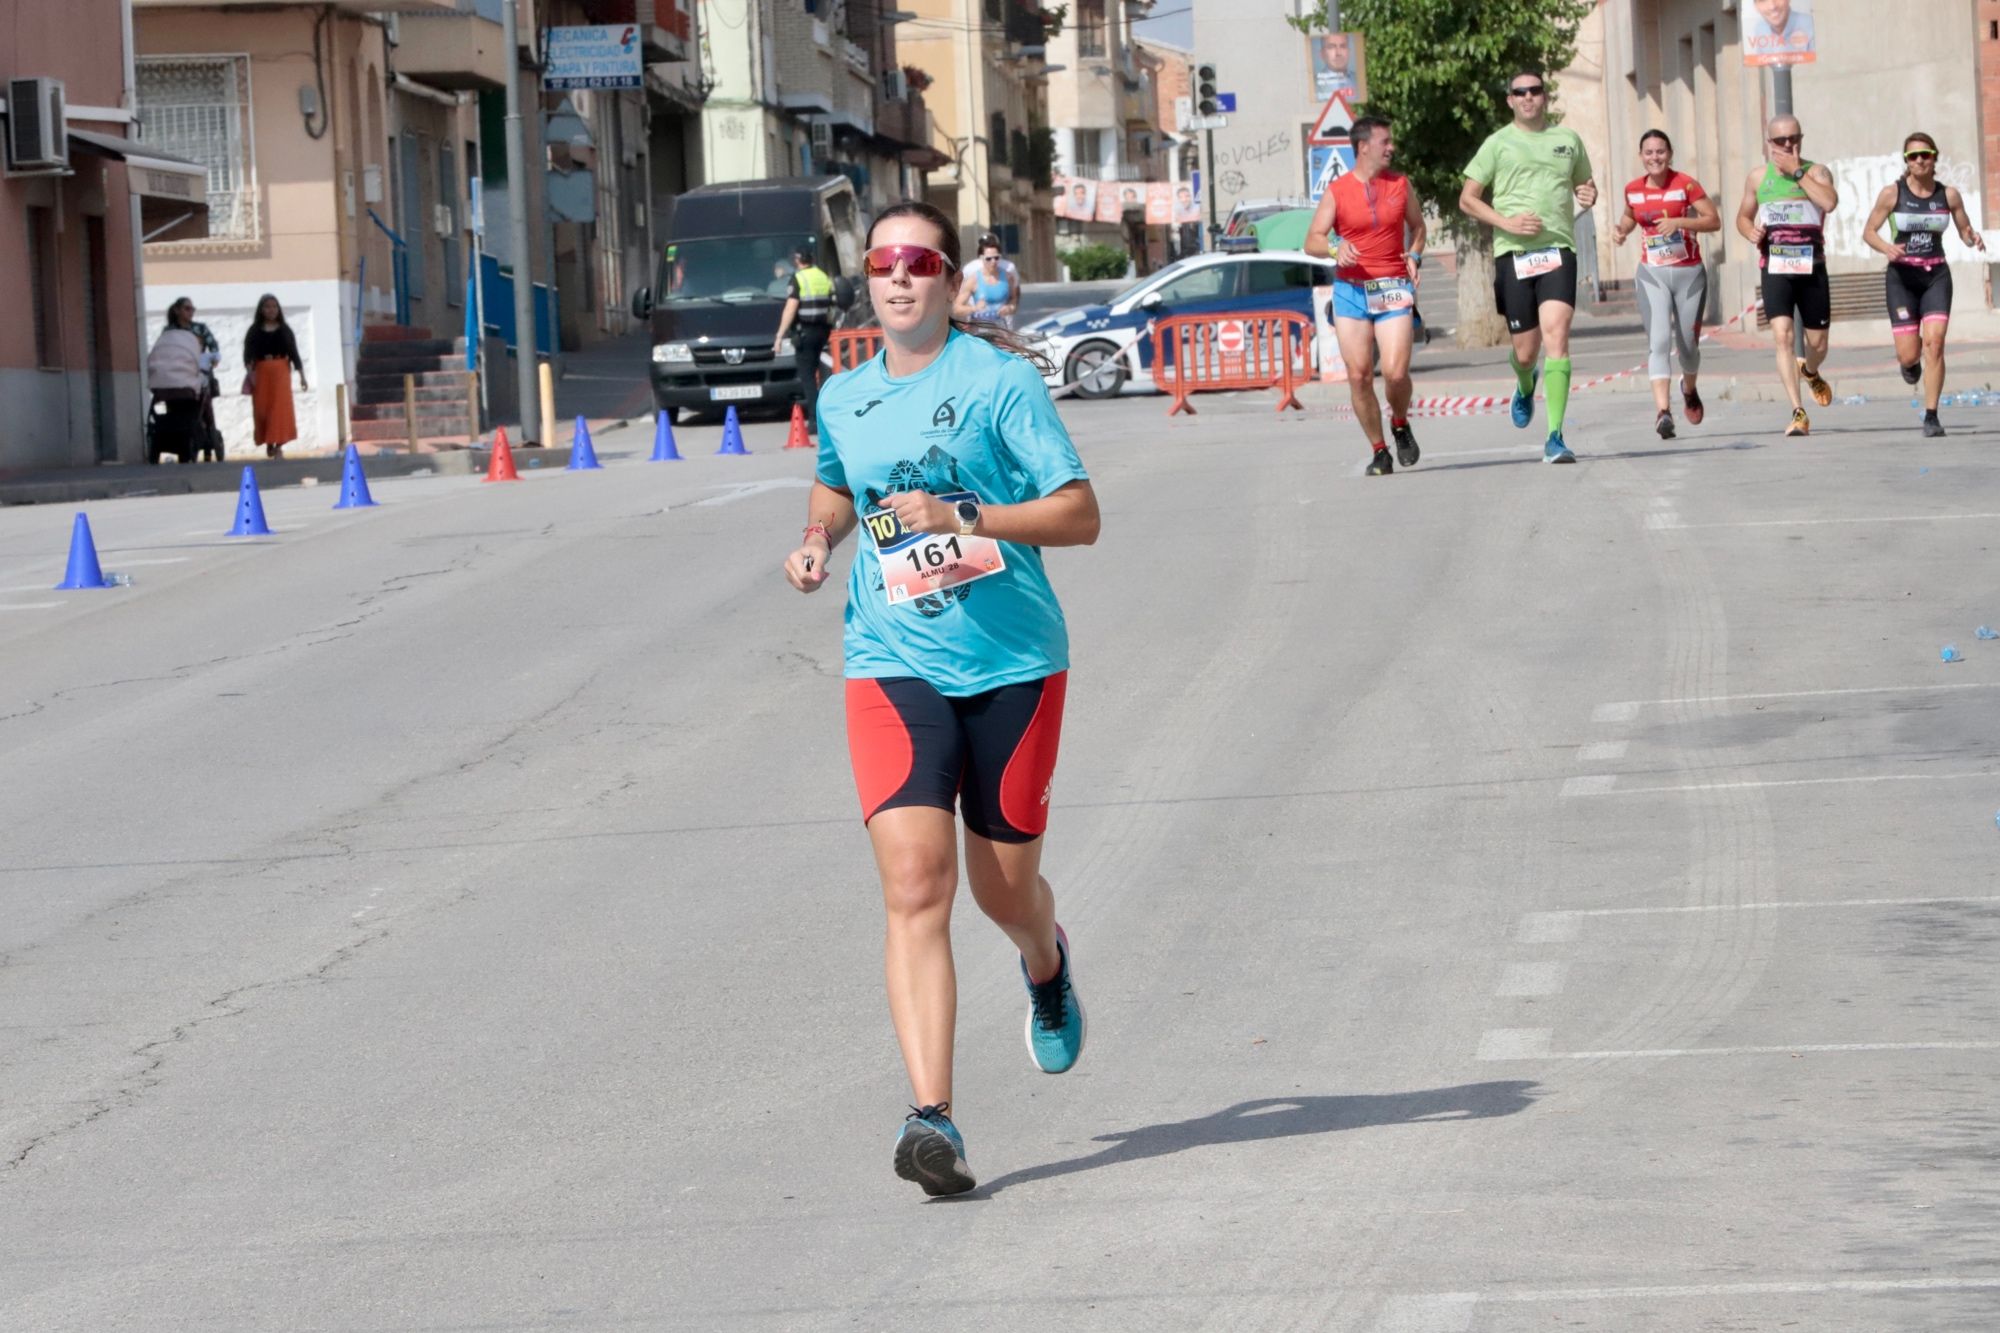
left=1364, top=277, right=1415, bottom=314
left=1768, top=243, right=1814, bottom=275
left=1513, top=247, right=1562, bottom=280
left=863, top=491, right=1007, bottom=607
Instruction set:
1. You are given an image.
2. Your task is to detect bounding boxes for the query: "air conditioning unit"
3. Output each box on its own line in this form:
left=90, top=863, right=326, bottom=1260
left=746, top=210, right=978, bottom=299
left=433, top=203, right=454, bottom=237
left=810, top=120, right=832, bottom=155
left=4, top=77, right=69, bottom=175
left=883, top=68, right=908, bottom=102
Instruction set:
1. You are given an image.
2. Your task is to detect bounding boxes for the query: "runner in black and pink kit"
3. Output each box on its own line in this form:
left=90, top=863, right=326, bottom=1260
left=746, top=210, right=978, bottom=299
left=1613, top=130, right=1722, bottom=439
left=782, top=200, right=1100, bottom=1199
left=1862, top=131, right=1987, bottom=438
left=1305, top=114, right=1426, bottom=476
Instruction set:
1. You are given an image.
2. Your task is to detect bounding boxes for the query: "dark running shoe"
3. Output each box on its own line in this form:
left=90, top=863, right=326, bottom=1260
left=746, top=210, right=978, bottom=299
left=1923, top=412, right=1947, bottom=438
left=1366, top=448, right=1394, bottom=476
left=1682, top=385, right=1704, bottom=425
left=1392, top=421, right=1420, bottom=468
left=894, top=1104, right=975, bottom=1197
left=1900, top=361, right=1923, bottom=386
left=1655, top=410, right=1676, bottom=440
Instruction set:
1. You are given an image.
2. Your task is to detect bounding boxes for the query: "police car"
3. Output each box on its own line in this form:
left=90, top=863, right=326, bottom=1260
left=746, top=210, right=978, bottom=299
left=1021, top=250, right=1337, bottom=399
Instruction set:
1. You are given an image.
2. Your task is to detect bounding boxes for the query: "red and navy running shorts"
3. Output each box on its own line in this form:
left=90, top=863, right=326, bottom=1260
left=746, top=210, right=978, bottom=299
left=844, top=673, right=1068, bottom=843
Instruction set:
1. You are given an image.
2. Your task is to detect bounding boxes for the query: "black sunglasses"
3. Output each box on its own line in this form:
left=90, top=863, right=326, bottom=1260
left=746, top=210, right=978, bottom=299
left=1905, top=150, right=1937, bottom=161
left=1509, top=84, right=1545, bottom=97
left=1769, top=135, right=1802, bottom=147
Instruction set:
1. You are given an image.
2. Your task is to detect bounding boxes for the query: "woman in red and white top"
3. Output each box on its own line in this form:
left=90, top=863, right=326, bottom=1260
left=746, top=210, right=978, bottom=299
left=1613, top=130, right=1723, bottom=439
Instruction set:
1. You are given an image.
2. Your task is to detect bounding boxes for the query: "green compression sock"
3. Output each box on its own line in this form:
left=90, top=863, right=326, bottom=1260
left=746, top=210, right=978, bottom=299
left=1509, top=353, right=1536, bottom=396
left=1544, top=356, right=1573, bottom=433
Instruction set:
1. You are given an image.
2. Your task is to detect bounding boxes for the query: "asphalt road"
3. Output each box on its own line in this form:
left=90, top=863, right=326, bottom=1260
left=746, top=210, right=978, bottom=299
left=4, top=385, right=1999, bottom=1331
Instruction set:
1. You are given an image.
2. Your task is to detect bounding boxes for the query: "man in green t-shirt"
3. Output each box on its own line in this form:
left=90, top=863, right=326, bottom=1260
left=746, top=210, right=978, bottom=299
left=1459, top=69, right=1598, bottom=463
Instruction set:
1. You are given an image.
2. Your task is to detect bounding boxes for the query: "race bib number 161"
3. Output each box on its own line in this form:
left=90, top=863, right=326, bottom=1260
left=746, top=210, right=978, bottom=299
left=864, top=491, right=1007, bottom=607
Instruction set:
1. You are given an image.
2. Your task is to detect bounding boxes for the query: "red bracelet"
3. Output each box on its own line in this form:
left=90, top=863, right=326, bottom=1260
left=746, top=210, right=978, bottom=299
left=802, top=522, right=831, bottom=542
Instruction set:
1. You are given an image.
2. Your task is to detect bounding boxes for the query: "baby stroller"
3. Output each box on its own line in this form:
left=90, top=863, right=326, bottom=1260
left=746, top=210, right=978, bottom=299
left=145, top=324, right=226, bottom=464
left=147, top=383, right=221, bottom=464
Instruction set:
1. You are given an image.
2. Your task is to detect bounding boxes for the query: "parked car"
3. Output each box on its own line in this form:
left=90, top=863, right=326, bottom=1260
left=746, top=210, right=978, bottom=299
left=1019, top=250, right=1337, bottom=399
left=635, top=176, right=867, bottom=422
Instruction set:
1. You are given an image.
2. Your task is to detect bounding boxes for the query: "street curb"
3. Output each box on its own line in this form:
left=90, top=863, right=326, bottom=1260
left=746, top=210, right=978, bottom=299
left=0, top=448, right=506, bottom=507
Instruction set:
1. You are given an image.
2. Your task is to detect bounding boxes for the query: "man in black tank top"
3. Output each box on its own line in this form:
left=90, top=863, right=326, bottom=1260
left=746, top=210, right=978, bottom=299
left=1862, top=132, right=1988, bottom=437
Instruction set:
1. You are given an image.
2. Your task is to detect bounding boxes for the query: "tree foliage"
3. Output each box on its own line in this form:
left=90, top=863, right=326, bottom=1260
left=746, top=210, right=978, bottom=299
left=1291, top=0, right=1594, bottom=237
left=1059, top=243, right=1131, bottom=281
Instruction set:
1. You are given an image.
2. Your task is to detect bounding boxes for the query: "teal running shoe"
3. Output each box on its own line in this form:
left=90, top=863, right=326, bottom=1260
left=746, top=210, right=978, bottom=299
left=894, top=1104, right=975, bottom=1197
left=1512, top=369, right=1539, bottom=429
left=1022, top=925, right=1086, bottom=1074
left=1544, top=432, right=1576, bottom=464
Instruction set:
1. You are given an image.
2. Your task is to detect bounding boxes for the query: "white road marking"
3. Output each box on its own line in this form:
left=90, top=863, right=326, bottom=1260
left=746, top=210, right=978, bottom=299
left=1495, top=961, right=1568, bottom=997
left=1549, top=893, right=2000, bottom=919
left=95, top=556, right=191, bottom=568
left=1403, top=1275, right=2000, bottom=1311
left=693, top=478, right=812, bottom=507
left=1374, top=1293, right=1477, bottom=1332
left=1517, top=912, right=1580, bottom=944
left=1476, top=1028, right=1552, bottom=1060
left=0, top=602, right=63, bottom=611
left=1596, top=681, right=2000, bottom=716
left=1482, top=1038, right=2000, bottom=1061
left=1585, top=771, right=1995, bottom=796
left=1559, top=774, right=1617, bottom=797
left=1644, top=511, right=1679, bottom=530
left=1576, top=740, right=1628, bottom=762
left=1656, top=511, right=2000, bottom=530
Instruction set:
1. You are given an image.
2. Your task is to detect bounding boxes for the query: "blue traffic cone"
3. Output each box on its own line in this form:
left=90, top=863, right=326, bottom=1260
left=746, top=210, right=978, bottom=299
left=54, top=512, right=112, bottom=589
left=567, top=415, right=603, bottom=470
left=717, top=405, right=749, bottom=455
left=649, top=409, right=682, bottom=461
left=333, top=444, right=377, bottom=509
left=227, top=465, right=272, bottom=537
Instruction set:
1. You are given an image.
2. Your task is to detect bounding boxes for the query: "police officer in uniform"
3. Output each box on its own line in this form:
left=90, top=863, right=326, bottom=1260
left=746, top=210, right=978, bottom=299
left=774, top=245, right=837, bottom=434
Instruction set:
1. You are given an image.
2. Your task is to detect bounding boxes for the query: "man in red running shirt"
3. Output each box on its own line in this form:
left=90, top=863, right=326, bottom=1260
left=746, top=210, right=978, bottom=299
left=1306, top=115, right=1427, bottom=476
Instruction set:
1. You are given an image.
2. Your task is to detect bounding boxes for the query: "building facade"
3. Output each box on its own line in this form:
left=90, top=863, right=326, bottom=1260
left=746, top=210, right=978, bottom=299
left=1585, top=0, right=1998, bottom=330
left=698, top=1, right=946, bottom=234
left=899, top=0, right=1059, bottom=278
left=3, top=0, right=207, bottom=470
left=1045, top=0, right=1169, bottom=272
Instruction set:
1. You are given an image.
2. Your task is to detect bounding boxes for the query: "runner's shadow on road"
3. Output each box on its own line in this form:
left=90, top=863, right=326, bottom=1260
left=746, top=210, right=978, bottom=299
left=1422, top=441, right=1761, bottom=472
left=962, top=1081, right=1541, bottom=1200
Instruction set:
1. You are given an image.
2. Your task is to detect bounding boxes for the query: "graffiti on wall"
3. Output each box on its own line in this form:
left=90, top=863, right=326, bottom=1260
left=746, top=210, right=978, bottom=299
left=1819, top=155, right=1991, bottom=260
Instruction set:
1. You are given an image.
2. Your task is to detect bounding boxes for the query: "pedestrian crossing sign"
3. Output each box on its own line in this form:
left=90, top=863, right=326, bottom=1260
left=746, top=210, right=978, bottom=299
left=1308, top=144, right=1355, bottom=199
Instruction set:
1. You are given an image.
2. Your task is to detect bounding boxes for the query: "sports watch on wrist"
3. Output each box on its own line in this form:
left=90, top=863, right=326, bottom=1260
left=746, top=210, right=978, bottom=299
left=954, top=499, right=980, bottom=536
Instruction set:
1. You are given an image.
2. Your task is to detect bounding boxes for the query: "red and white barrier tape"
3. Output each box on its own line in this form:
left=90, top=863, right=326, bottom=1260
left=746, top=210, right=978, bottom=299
left=1321, top=293, right=1764, bottom=416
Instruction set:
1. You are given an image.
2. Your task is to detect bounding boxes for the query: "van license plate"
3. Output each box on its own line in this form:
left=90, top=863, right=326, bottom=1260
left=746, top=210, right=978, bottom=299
left=710, top=385, right=761, bottom=402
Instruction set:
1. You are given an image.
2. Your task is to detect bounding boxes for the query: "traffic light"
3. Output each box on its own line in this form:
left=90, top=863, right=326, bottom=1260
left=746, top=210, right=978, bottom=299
left=1196, top=63, right=1219, bottom=116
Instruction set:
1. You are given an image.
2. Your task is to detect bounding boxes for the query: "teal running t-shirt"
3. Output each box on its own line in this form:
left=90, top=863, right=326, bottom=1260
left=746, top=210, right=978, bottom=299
left=816, top=330, right=1089, bottom=696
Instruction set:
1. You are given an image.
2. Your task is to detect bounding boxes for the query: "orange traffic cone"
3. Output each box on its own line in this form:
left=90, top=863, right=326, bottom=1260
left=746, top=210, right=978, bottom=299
left=784, top=403, right=812, bottom=450
left=485, top=426, right=520, bottom=482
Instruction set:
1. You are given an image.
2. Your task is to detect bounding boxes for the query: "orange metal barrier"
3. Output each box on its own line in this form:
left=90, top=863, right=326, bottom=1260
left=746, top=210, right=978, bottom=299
left=1150, top=312, right=1314, bottom=416
left=828, top=328, right=883, bottom=374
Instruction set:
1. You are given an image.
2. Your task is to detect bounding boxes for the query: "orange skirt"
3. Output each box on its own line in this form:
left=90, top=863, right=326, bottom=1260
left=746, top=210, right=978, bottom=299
left=251, top=359, right=297, bottom=447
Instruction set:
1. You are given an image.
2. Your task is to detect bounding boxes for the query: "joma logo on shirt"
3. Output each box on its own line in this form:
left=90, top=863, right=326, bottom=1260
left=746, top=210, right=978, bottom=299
left=855, top=399, right=884, bottom=417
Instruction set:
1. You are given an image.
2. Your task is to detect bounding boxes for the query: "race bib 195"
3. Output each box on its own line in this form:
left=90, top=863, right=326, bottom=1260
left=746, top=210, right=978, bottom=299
left=1513, top=247, right=1562, bottom=280
left=863, top=491, right=1007, bottom=607
left=1768, top=243, right=1814, bottom=275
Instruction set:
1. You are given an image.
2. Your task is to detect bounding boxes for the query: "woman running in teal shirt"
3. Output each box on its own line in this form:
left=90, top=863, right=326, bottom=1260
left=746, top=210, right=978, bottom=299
left=782, top=201, right=1100, bottom=1197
